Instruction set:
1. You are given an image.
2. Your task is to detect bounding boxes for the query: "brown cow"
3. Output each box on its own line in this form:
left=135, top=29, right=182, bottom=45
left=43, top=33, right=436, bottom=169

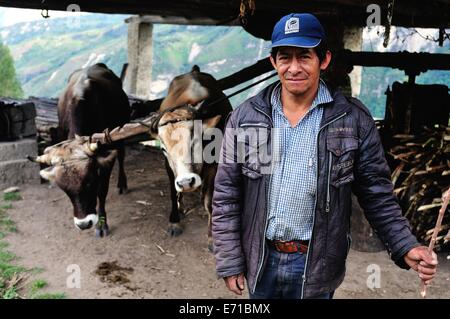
left=153, top=65, right=232, bottom=250
left=29, top=63, right=130, bottom=237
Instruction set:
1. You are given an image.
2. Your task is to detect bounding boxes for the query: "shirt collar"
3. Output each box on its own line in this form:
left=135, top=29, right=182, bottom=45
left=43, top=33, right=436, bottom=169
left=271, top=78, right=334, bottom=114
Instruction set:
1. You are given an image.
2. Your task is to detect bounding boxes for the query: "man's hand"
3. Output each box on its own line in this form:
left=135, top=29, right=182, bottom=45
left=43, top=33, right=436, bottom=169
left=404, top=246, right=438, bottom=285
left=224, top=273, right=245, bottom=295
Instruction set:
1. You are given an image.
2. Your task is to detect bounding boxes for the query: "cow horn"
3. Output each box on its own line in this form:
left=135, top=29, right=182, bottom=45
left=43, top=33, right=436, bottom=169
left=89, top=142, right=99, bottom=152
left=26, top=155, right=37, bottom=162
left=188, top=100, right=203, bottom=111
left=33, top=154, right=52, bottom=165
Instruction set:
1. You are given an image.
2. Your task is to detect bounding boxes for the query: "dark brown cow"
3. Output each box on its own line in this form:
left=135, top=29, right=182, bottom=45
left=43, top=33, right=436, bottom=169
left=153, top=66, right=232, bottom=250
left=29, top=63, right=130, bottom=237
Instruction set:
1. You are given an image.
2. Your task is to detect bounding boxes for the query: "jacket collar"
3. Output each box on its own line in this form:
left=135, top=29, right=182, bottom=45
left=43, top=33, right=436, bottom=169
left=249, top=80, right=353, bottom=124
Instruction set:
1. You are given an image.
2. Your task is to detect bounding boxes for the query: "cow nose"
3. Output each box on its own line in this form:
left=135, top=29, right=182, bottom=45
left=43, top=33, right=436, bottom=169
left=176, top=177, right=195, bottom=189
left=175, top=173, right=201, bottom=192
left=74, top=214, right=98, bottom=230
left=76, top=220, right=93, bottom=230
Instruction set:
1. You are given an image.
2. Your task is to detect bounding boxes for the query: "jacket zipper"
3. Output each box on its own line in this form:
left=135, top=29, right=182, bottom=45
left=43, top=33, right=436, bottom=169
left=325, top=151, right=332, bottom=213
left=252, top=106, right=273, bottom=294
left=300, top=111, right=347, bottom=299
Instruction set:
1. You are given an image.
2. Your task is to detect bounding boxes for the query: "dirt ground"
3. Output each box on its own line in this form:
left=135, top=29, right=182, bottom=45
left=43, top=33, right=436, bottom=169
left=4, top=145, right=450, bottom=299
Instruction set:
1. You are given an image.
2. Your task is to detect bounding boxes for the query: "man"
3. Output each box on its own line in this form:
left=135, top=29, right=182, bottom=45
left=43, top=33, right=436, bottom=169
left=211, top=13, right=438, bottom=299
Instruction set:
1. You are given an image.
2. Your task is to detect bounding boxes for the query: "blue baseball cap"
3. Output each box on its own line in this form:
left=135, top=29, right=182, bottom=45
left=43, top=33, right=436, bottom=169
left=271, top=13, right=326, bottom=49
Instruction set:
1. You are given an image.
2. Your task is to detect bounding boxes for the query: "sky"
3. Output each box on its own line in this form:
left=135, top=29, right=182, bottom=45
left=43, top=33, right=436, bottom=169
left=0, top=7, right=87, bottom=28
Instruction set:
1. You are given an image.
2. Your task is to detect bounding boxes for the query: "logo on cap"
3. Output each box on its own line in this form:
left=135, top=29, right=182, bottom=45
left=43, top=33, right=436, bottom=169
left=285, top=17, right=299, bottom=34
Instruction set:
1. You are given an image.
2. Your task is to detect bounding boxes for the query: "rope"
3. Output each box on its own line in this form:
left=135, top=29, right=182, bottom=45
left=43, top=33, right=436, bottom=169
left=383, top=0, right=395, bottom=48
left=239, top=0, right=256, bottom=18
left=210, top=71, right=277, bottom=107
left=239, top=0, right=256, bottom=25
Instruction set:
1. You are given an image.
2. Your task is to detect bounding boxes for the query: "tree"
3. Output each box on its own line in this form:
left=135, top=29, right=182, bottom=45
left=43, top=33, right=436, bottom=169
left=0, top=40, right=23, bottom=98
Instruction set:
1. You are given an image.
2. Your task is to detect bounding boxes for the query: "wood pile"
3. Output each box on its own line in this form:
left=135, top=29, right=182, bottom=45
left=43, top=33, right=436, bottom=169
left=387, top=125, right=450, bottom=251
left=27, top=96, right=59, bottom=144
left=27, top=95, right=157, bottom=145
left=0, top=98, right=37, bottom=141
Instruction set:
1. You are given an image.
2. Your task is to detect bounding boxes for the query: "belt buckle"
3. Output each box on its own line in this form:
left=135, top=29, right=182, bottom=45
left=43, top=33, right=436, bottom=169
left=298, top=241, right=308, bottom=253
left=275, top=240, right=296, bottom=253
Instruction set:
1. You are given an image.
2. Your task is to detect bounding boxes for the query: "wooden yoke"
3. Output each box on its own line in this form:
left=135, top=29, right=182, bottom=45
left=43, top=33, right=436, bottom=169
left=90, top=112, right=160, bottom=145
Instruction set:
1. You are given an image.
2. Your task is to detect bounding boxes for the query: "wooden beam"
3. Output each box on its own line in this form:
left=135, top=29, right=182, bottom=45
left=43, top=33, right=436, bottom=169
left=338, top=50, right=450, bottom=75
left=0, top=0, right=448, bottom=32
left=218, top=50, right=450, bottom=92
left=124, top=15, right=240, bottom=26
left=217, top=57, right=273, bottom=91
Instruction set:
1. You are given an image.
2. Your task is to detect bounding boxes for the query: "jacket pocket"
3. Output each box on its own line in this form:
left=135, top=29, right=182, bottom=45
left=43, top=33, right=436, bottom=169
left=237, top=125, right=270, bottom=171
left=327, top=136, right=358, bottom=188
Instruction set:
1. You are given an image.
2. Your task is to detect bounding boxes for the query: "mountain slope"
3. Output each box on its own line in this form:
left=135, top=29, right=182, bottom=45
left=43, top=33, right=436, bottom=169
left=0, top=12, right=271, bottom=106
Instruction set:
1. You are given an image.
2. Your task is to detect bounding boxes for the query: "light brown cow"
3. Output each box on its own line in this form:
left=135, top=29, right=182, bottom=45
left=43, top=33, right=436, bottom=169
left=154, top=66, right=232, bottom=250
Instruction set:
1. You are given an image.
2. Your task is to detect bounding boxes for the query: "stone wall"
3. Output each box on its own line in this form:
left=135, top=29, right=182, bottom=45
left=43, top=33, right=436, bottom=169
left=0, top=138, right=40, bottom=190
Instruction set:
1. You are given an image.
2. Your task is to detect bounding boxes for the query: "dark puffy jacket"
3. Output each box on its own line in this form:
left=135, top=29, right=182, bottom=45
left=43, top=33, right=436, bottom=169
left=212, top=82, right=419, bottom=298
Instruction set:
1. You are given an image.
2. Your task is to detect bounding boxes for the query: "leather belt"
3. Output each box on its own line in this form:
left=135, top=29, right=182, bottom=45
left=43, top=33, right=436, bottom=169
left=267, top=239, right=309, bottom=254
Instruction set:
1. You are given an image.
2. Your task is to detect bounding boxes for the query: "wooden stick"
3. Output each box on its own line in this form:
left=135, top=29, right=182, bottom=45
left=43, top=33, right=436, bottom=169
left=90, top=112, right=160, bottom=144
left=420, top=188, right=450, bottom=298
left=91, top=122, right=151, bottom=144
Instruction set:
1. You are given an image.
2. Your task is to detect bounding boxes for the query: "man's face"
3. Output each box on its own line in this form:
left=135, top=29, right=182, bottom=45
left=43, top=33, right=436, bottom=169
left=270, top=46, right=330, bottom=97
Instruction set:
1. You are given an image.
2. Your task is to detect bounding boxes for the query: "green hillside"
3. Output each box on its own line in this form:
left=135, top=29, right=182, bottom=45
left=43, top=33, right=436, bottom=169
left=0, top=12, right=271, bottom=107
left=1, top=14, right=128, bottom=98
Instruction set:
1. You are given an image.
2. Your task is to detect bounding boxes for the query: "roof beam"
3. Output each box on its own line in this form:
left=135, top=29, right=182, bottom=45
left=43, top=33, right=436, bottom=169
left=124, top=15, right=240, bottom=26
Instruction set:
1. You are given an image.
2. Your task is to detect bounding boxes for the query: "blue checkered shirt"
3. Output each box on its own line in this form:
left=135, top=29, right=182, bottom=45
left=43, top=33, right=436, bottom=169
left=266, top=80, right=334, bottom=241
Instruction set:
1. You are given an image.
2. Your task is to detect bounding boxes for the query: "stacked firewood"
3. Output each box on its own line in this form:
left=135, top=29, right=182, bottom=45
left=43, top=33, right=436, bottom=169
left=27, top=96, right=59, bottom=145
left=28, top=95, right=156, bottom=147
left=387, top=125, right=450, bottom=251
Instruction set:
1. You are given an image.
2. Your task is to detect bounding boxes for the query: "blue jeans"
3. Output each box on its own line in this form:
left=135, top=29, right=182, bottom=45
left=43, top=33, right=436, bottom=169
left=249, top=245, right=334, bottom=299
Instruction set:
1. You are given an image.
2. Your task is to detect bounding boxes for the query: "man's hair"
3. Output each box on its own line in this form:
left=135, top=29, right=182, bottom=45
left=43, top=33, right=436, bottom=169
left=270, top=40, right=329, bottom=63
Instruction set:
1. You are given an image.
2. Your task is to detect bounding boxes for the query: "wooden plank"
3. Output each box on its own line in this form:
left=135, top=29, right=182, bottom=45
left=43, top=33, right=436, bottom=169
left=217, top=57, right=273, bottom=91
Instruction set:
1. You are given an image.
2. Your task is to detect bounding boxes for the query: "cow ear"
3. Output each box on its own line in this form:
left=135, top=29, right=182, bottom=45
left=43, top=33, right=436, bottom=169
left=96, top=150, right=117, bottom=168
left=192, top=65, right=200, bottom=73
left=202, top=115, right=222, bottom=139
left=202, top=115, right=221, bottom=130
left=39, top=166, right=57, bottom=182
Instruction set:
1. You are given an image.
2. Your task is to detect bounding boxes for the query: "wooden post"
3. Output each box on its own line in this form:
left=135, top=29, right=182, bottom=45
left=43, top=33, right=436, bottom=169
left=123, top=16, right=153, bottom=99
left=343, top=26, right=363, bottom=97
